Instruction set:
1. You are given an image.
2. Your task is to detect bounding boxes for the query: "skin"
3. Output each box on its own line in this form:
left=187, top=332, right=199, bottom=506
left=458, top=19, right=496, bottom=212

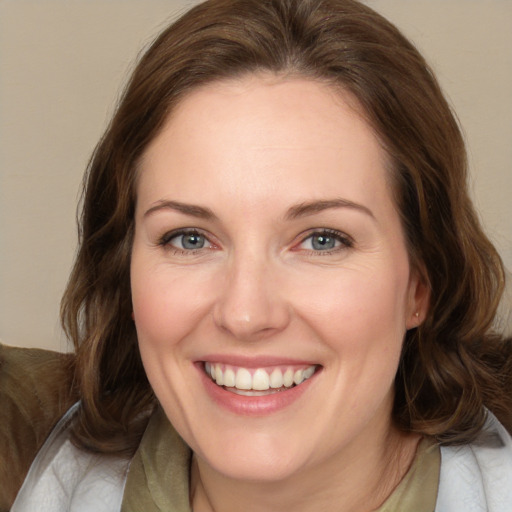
left=131, top=75, right=429, bottom=512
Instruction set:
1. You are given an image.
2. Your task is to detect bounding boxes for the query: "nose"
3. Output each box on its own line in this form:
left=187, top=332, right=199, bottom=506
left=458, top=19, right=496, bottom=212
left=213, top=254, right=291, bottom=341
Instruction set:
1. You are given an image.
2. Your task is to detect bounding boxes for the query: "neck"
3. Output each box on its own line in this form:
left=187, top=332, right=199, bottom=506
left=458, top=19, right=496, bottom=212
left=190, top=425, right=421, bottom=512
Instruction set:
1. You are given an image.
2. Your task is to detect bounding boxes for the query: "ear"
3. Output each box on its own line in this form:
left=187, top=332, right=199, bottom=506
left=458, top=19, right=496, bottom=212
left=405, top=267, right=430, bottom=330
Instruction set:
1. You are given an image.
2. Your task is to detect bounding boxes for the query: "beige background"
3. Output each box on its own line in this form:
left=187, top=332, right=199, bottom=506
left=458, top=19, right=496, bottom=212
left=1, top=1, right=511, bottom=351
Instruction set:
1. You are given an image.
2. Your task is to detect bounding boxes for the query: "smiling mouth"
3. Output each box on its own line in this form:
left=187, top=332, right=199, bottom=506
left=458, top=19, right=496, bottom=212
left=204, top=362, right=319, bottom=396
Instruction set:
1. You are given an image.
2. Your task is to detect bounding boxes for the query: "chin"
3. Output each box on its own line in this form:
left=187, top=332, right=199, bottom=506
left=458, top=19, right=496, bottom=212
left=197, top=434, right=309, bottom=483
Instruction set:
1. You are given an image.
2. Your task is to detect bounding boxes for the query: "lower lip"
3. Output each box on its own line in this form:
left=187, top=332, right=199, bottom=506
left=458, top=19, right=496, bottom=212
left=196, top=364, right=318, bottom=416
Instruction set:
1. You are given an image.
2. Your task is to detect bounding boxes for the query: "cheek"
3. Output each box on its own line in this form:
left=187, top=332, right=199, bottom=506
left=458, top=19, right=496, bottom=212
left=132, top=278, right=180, bottom=346
left=297, top=265, right=410, bottom=342
left=317, top=270, right=408, bottom=402
left=130, top=261, right=204, bottom=409
left=130, top=261, right=227, bottom=390
left=294, top=263, right=410, bottom=409
left=130, top=255, right=212, bottom=353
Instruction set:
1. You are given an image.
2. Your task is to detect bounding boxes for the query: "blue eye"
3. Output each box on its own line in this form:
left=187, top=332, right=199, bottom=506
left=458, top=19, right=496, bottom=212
left=160, top=230, right=210, bottom=251
left=299, top=230, right=352, bottom=252
left=177, top=232, right=205, bottom=249
left=310, top=233, right=337, bottom=250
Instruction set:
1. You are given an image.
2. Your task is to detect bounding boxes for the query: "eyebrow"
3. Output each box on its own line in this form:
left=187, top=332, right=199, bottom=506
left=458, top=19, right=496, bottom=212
left=144, top=200, right=217, bottom=220
left=143, top=197, right=374, bottom=222
left=285, top=198, right=375, bottom=220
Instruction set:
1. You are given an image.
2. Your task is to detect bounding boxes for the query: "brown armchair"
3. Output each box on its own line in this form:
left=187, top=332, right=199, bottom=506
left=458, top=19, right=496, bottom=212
left=0, top=344, right=76, bottom=511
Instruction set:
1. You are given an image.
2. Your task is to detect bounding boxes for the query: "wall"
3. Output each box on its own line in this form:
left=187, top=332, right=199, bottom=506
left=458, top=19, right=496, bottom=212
left=1, top=0, right=511, bottom=351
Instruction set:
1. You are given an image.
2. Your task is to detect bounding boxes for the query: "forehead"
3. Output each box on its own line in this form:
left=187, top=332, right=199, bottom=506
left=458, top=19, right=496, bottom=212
left=137, top=75, right=395, bottom=218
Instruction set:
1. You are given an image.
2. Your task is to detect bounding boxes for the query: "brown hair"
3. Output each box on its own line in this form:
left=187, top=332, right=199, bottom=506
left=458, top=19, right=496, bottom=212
left=61, top=0, right=512, bottom=455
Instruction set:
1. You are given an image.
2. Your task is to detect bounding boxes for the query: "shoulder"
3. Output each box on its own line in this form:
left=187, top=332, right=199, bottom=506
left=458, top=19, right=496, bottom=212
left=0, top=343, right=77, bottom=510
left=11, top=404, right=130, bottom=512
left=437, top=411, right=512, bottom=511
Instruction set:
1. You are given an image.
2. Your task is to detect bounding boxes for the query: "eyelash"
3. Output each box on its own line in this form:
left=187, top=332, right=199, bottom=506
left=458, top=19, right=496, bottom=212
left=157, top=228, right=354, bottom=256
left=157, top=229, right=213, bottom=255
left=296, top=229, right=354, bottom=255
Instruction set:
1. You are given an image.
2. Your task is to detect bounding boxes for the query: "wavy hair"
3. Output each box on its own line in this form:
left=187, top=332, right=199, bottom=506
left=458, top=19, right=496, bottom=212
left=61, top=0, right=512, bottom=454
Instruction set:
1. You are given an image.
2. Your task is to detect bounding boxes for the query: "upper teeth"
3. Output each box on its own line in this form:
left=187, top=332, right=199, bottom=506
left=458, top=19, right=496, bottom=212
left=204, top=362, right=317, bottom=391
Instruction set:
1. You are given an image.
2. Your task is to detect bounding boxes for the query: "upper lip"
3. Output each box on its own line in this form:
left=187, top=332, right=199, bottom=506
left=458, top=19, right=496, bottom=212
left=197, top=354, right=319, bottom=368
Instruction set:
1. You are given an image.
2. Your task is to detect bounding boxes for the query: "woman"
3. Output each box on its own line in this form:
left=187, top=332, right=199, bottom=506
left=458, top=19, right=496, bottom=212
left=9, top=0, right=512, bottom=510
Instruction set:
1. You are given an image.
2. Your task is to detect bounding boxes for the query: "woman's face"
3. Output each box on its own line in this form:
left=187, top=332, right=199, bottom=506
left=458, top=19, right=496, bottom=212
left=131, top=76, right=426, bottom=482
